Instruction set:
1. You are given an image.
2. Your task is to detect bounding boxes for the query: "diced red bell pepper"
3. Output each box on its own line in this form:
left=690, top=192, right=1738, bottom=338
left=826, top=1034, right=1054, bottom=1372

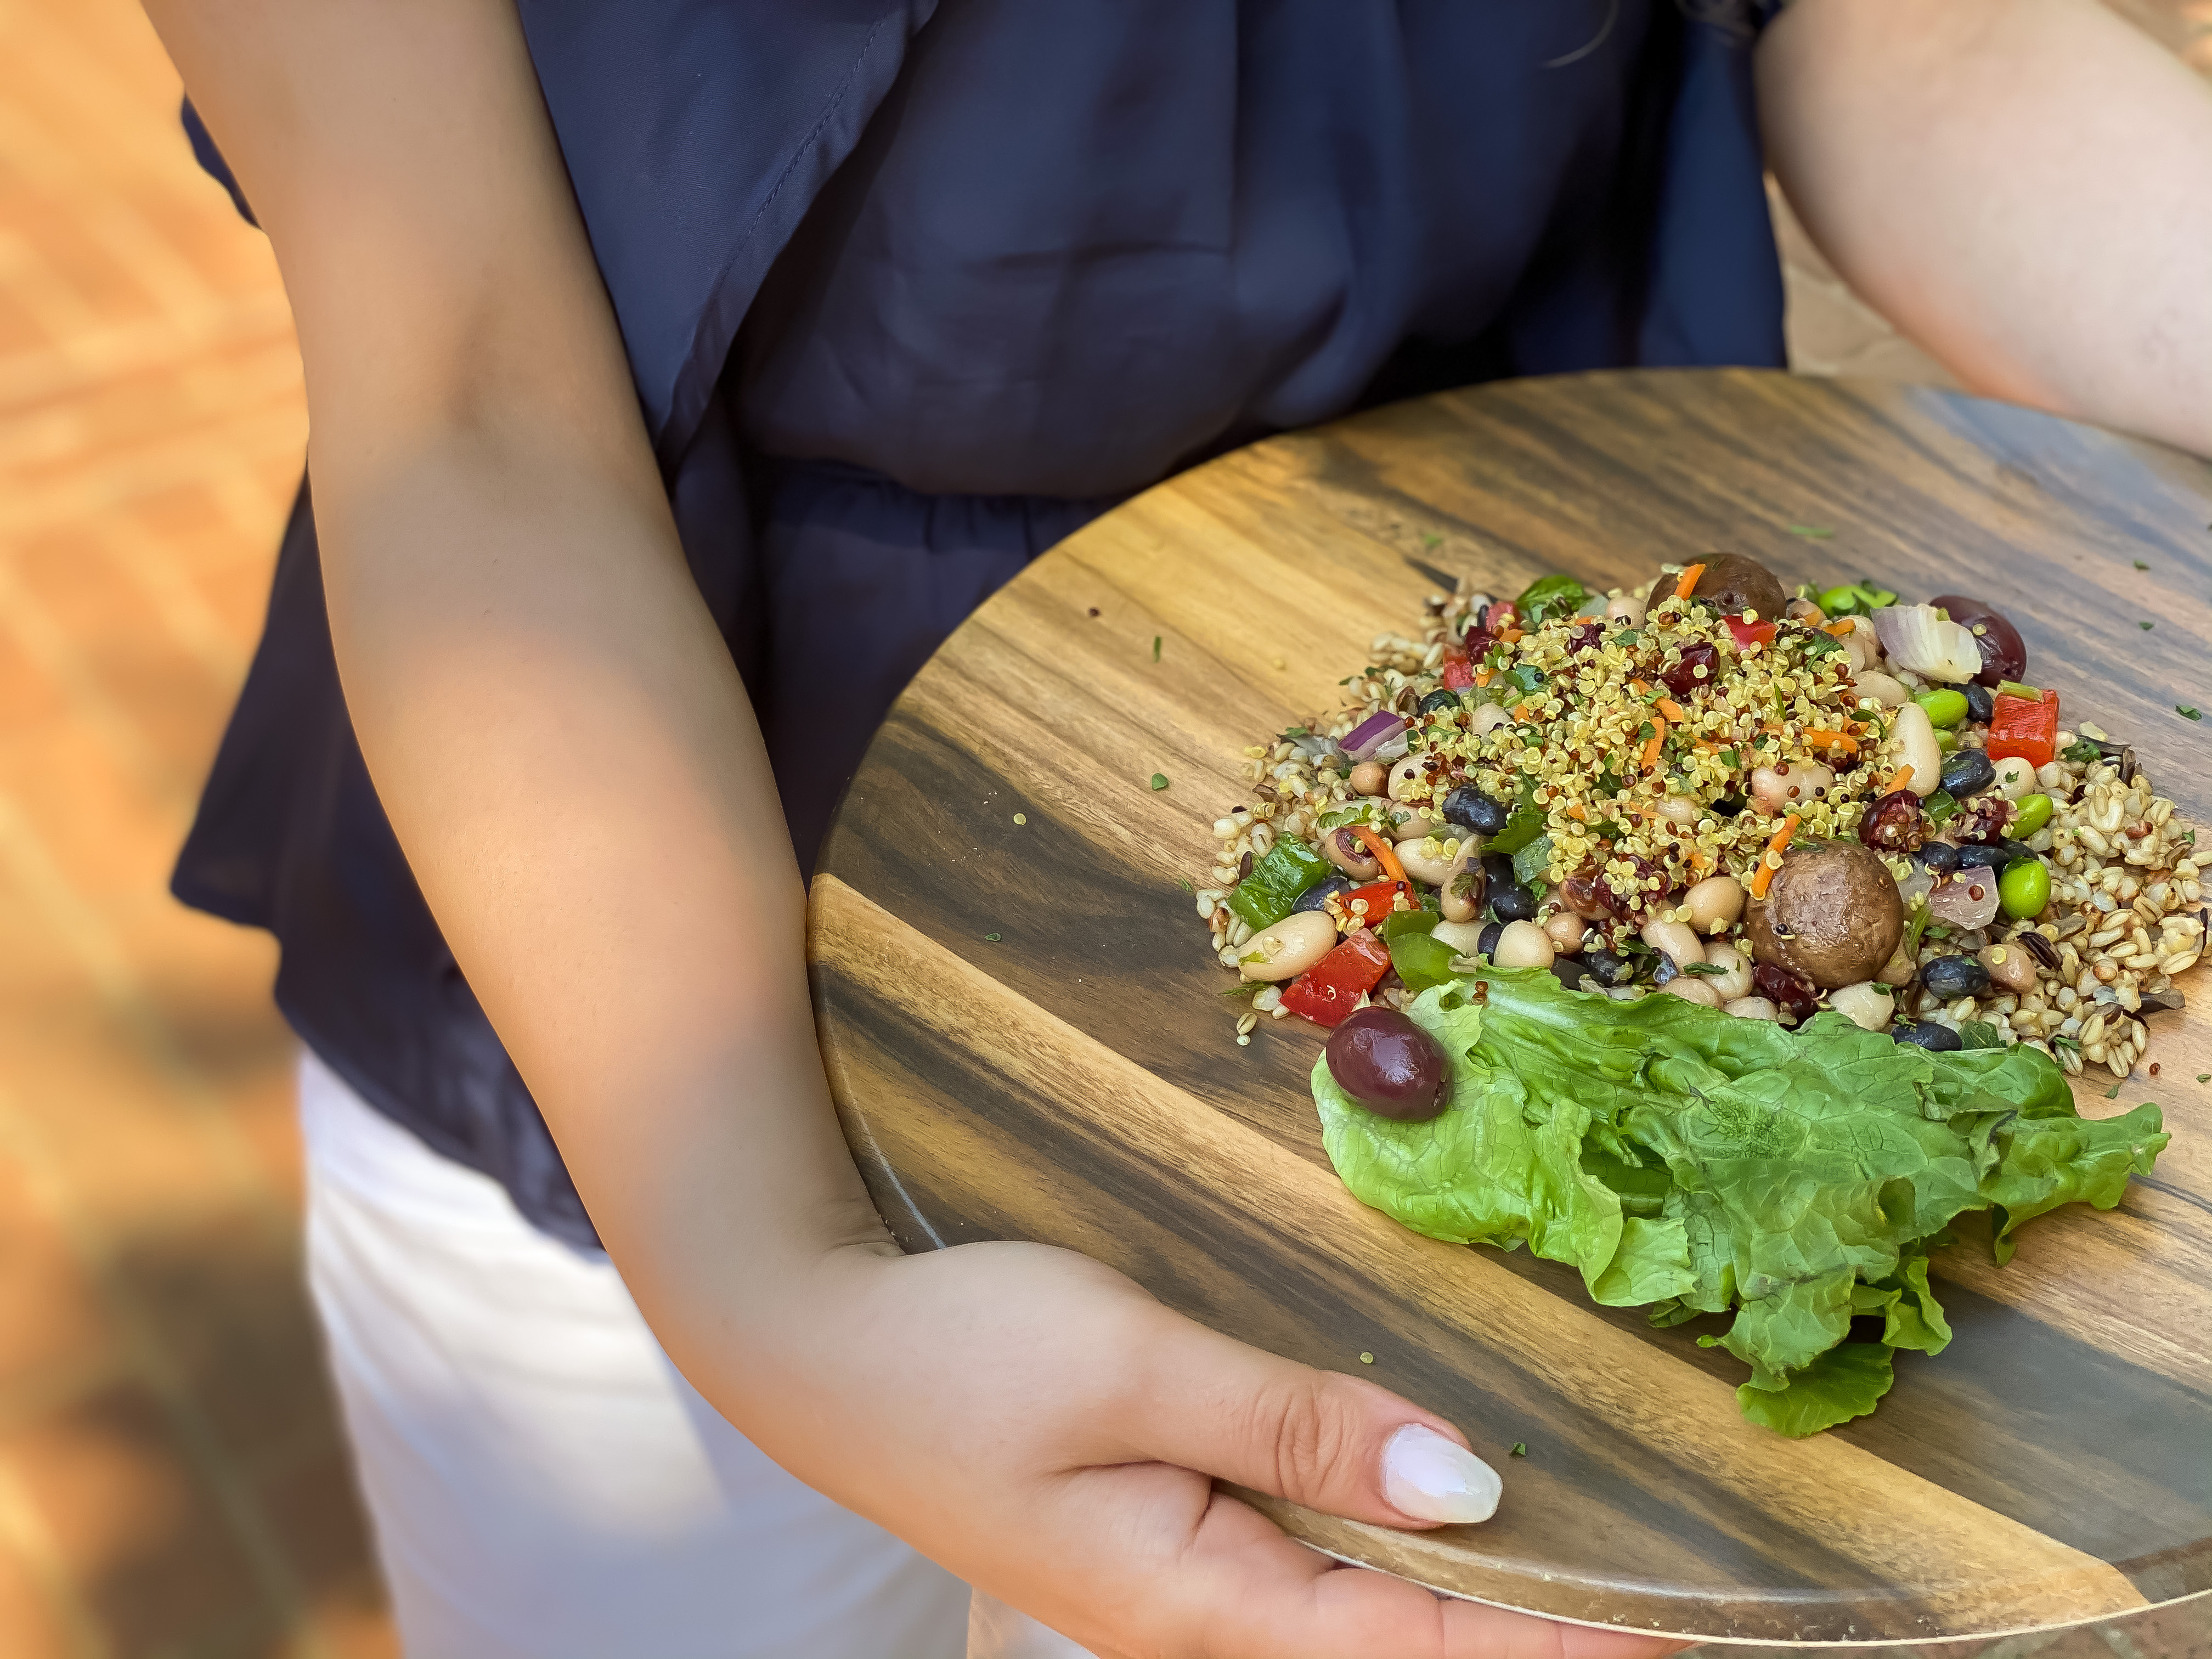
left=1986, top=687, right=2059, bottom=769
left=1724, top=615, right=1776, bottom=651
left=1440, top=656, right=1475, bottom=691
left=1279, top=930, right=1392, bottom=1026
left=1336, top=878, right=1414, bottom=926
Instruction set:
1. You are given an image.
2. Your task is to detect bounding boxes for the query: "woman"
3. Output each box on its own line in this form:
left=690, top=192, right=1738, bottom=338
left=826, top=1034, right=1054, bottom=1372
left=147, top=0, right=2211, bottom=1655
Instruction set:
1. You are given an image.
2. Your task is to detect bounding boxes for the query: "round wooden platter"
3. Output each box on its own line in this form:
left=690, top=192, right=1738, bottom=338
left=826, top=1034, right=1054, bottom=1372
left=806, top=369, right=2212, bottom=1645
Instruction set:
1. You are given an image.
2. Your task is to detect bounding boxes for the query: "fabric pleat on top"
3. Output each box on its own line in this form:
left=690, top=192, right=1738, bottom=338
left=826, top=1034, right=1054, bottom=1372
left=176, top=0, right=1786, bottom=1246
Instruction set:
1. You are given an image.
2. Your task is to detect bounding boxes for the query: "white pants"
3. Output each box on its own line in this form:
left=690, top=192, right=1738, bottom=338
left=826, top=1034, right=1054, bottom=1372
left=297, top=1049, right=1093, bottom=1658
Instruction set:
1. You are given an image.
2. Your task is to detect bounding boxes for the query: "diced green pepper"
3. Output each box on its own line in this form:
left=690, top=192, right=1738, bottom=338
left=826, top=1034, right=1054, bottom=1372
left=2011, top=792, right=2054, bottom=837
left=1226, top=839, right=1331, bottom=929
left=1512, top=834, right=1554, bottom=890
left=1923, top=789, right=1960, bottom=826
left=1379, top=909, right=1458, bottom=992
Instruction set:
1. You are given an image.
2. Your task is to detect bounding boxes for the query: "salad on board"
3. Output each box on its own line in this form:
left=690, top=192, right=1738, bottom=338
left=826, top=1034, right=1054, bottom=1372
left=1193, top=554, right=2197, bottom=1434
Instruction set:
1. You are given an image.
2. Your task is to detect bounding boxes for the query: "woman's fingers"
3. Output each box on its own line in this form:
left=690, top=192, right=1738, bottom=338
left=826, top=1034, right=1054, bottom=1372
left=1106, top=1302, right=1500, bottom=1529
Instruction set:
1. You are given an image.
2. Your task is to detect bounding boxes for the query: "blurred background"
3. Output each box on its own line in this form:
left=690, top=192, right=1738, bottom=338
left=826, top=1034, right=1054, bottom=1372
left=1, top=2, right=2207, bottom=1655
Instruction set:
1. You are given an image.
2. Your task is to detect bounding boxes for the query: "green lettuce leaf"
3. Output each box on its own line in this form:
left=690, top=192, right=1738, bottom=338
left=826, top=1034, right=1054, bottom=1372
left=1312, top=966, right=2170, bottom=1434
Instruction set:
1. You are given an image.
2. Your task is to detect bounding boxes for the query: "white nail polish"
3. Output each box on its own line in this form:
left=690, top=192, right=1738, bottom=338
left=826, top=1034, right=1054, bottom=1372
left=1382, top=1424, right=1502, bottom=1525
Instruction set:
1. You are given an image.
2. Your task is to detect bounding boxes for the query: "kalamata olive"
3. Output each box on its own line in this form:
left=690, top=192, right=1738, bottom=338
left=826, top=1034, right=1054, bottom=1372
left=1325, top=1008, right=1451, bottom=1121
left=1418, top=689, right=1463, bottom=716
left=1645, top=553, right=1788, bottom=622
left=1441, top=786, right=1509, bottom=836
left=1920, top=955, right=1991, bottom=999
left=1743, top=840, right=1905, bottom=989
left=1583, top=949, right=1637, bottom=988
left=1477, top=921, right=1503, bottom=957
left=1963, top=682, right=1995, bottom=724
left=1858, top=789, right=1927, bottom=853
left=1753, top=960, right=1820, bottom=1020
left=1292, top=875, right=1351, bottom=915
left=1927, top=595, right=2027, bottom=688
left=1939, top=748, right=1997, bottom=798
left=1892, top=1021, right=1965, bottom=1052
left=1659, top=641, right=1722, bottom=700
left=1918, top=842, right=1963, bottom=874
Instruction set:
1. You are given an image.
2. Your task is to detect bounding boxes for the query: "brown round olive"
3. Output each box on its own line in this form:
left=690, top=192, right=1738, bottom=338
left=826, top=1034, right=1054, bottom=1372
left=1742, top=839, right=1904, bottom=990
left=1325, top=1007, right=1450, bottom=1121
left=1645, top=552, right=1788, bottom=622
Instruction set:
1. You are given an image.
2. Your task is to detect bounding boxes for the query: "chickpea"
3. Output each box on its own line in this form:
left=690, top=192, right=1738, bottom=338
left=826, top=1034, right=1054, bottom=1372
left=1319, top=826, right=1381, bottom=881
left=1723, top=996, right=1780, bottom=1022
left=1701, top=942, right=1752, bottom=1001
left=1605, top=595, right=1647, bottom=627
left=1431, top=919, right=1488, bottom=956
left=1853, top=672, right=1910, bottom=709
left=1662, top=977, right=1723, bottom=1009
left=1751, top=761, right=1837, bottom=814
left=1990, top=755, right=2036, bottom=800
left=1396, top=836, right=1463, bottom=887
left=1682, top=874, right=1747, bottom=935
left=1887, top=702, right=1941, bottom=798
left=1979, top=941, right=2036, bottom=992
left=1641, top=916, right=1705, bottom=969
left=1543, top=908, right=1588, bottom=954
left=1349, top=760, right=1387, bottom=796
left=1439, top=835, right=1485, bottom=924
left=1492, top=920, right=1555, bottom=969
left=1386, top=754, right=1429, bottom=803
left=1237, top=911, right=1339, bottom=981
left=1828, top=980, right=1896, bottom=1031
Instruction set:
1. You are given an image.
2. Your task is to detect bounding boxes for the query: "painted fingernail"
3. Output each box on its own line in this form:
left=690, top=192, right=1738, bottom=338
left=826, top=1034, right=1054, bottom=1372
left=1382, top=1424, right=1501, bottom=1524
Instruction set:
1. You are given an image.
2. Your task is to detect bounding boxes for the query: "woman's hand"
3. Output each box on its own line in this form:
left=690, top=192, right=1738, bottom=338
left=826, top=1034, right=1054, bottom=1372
left=715, top=1238, right=1678, bottom=1659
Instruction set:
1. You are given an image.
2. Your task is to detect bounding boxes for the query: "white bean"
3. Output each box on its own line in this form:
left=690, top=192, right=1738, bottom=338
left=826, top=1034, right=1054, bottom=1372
left=1236, top=912, right=1340, bottom=982
left=1320, top=826, right=1380, bottom=880
left=1655, top=795, right=1701, bottom=826
left=1701, top=942, right=1752, bottom=1001
left=1662, top=977, right=1723, bottom=1008
left=1431, top=919, right=1489, bottom=956
left=1751, top=761, right=1836, bottom=814
left=1389, top=810, right=1443, bottom=842
left=1605, top=595, right=1646, bottom=627
left=1440, top=836, right=1484, bottom=924
left=1991, top=755, right=2036, bottom=800
left=1829, top=980, right=1896, bottom=1031
left=1386, top=755, right=1430, bottom=803
left=1886, top=701, right=1941, bottom=798
left=1853, top=672, right=1910, bottom=708
left=1641, top=916, right=1705, bottom=968
left=1683, top=874, right=1747, bottom=935
left=1396, top=836, right=1465, bottom=887
left=1724, top=996, right=1780, bottom=1022
left=1493, top=920, right=1555, bottom=969
left=1544, top=909, right=1589, bottom=953
left=1468, top=702, right=1515, bottom=736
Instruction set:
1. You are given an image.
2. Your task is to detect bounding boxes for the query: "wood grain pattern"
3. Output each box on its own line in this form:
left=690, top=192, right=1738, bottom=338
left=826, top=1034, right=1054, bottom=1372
left=808, top=370, right=2212, bottom=1643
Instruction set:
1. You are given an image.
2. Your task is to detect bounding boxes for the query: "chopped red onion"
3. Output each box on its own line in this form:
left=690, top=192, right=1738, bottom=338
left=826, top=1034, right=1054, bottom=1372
left=1341, top=712, right=1408, bottom=761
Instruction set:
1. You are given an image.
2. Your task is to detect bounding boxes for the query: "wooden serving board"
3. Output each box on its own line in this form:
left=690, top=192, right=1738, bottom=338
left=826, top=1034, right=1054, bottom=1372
left=807, top=369, right=2212, bottom=1644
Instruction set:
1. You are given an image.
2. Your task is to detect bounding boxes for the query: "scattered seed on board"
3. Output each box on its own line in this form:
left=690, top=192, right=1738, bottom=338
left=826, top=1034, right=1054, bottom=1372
left=1012, top=812, right=1026, bottom=825
left=1510, top=1442, right=1528, bottom=1458
left=1358, top=1352, right=1374, bottom=1364
left=983, top=932, right=1002, bottom=942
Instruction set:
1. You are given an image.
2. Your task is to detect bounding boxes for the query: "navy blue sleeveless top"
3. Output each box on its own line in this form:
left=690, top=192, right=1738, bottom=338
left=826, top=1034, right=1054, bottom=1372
left=177, top=0, right=1786, bottom=1247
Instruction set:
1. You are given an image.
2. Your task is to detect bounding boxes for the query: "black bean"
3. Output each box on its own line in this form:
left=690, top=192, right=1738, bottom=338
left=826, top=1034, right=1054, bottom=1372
left=1291, top=876, right=1351, bottom=915
left=1582, top=949, right=1637, bottom=988
left=1963, top=682, right=1995, bottom=724
left=1651, top=956, right=1679, bottom=987
left=1418, top=689, right=1463, bottom=716
left=1550, top=957, right=1592, bottom=991
left=1939, top=749, right=1996, bottom=798
left=1477, top=922, right=1503, bottom=958
left=1708, top=795, right=1746, bottom=820
left=1892, top=1021, right=1964, bottom=1052
left=1951, top=842, right=2001, bottom=870
left=1920, top=955, right=1991, bottom=998
left=1489, top=879, right=1538, bottom=923
left=1991, top=838, right=2037, bottom=867
left=1919, top=842, right=1964, bottom=874
left=1442, top=786, right=1510, bottom=836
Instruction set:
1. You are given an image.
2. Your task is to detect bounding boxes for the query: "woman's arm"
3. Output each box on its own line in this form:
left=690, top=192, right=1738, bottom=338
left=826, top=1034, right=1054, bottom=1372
left=1759, top=0, right=2212, bottom=457
left=143, top=4, right=1667, bottom=1652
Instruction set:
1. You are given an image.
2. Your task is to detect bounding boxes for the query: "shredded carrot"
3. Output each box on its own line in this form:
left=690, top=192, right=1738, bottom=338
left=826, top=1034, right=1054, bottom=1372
left=1801, top=729, right=1859, bottom=754
left=1474, top=668, right=1493, bottom=687
left=1629, top=679, right=1651, bottom=697
left=1825, top=620, right=1855, bottom=637
left=1692, top=740, right=1719, bottom=754
left=1566, top=803, right=1588, bottom=822
left=1688, top=847, right=1712, bottom=877
left=1655, top=697, right=1689, bottom=724
left=1352, top=827, right=1407, bottom=884
left=1498, top=627, right=1524, bottom=644
left=1887, top=763, right=1915, bottom=792
left=1749, top=813, right=1801, bottom=899
left=1641, top=715, right=1668, bottom=770
left=1674, top=563, right=1707, bottom=601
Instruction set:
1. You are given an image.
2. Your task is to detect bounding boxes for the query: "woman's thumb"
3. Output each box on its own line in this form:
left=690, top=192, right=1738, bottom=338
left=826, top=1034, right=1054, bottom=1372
left=1113, top=1311, right=1502, bottom=1530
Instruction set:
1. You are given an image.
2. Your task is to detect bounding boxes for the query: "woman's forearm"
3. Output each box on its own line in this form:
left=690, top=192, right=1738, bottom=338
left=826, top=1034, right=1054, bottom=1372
left=1760, top=0, right=2212, bottom=457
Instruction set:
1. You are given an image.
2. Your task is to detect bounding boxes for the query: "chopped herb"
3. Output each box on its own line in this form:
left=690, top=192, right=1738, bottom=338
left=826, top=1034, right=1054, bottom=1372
left=1420, top=532, right=1442, bottom=549
left=1637, top=720, right=1656, bottom=742
left=1152, top=635, right=1162, bottom=662
left=1176, top=877, right=1194, bottom=893
left=1680, top=961, right=1729, bottom=977
left=2133, top=560, right=2151, bottom=571
left=1900, top=899, right=1932, bottom=959
left=2180, top=706, right=2202, bottom=721
left=983, top=933, right=1002, bottom=943
left=2140, top=620, right=2155, bottom=631
left=1515, top=574, right=1592, bottom=627
left=1593, top=820, right=1625, bottom=840
left=1612, top=628, right=1643, bottom=648
left=1218, top=980, right=1267, bottom=998
left=2199, top=1074, right=2210, bottom=1084
left=1510, top=1442, right=1528, bottom=1457
left=1283, top=726, right=1310, bottom=738
left=1149, top=772, right=1169, bottom=791
left=1924, top=789, right=1960, bottom=826
left=2104, top=1085, right=2120, bottom=1099
left=1959, top=1020, right=2005, bottom=1050
left=2053, top=1034, right=2082, bottom=1054
left=1798, top=631, right=1846, bottom=658
left=2062, top=738, right=2106, bottom=764
left=1786, top=524, right=1836, bottom=539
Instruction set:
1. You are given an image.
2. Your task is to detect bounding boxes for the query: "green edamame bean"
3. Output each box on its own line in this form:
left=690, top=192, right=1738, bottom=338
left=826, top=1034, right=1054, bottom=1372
left=1935, top=727, right=1959, bottom=754
left=1998, top=857, right=2051, bottom=919
left=1914, top=688, right=1969, bottom=729
left=2011, top=792, right=2054, bottom=837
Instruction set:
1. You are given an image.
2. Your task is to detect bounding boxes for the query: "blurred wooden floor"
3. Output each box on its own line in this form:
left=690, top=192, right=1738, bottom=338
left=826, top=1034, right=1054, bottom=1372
left=0, top=2, right=2205, bottom=1656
